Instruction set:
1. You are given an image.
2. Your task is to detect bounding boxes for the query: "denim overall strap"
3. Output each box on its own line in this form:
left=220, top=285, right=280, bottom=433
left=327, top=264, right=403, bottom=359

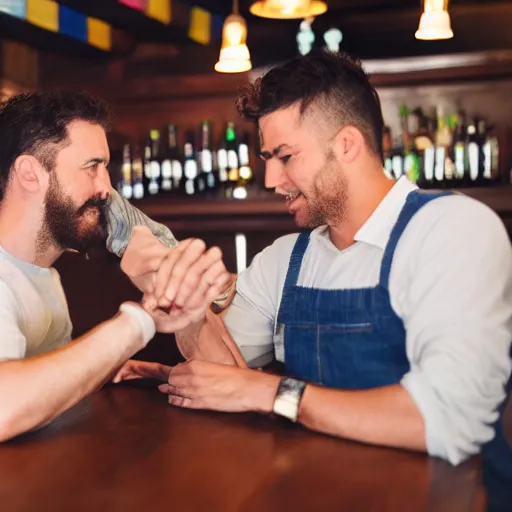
left=282, top=231, right=311, bottom=291
left=379, top=190, right=453, bottom=290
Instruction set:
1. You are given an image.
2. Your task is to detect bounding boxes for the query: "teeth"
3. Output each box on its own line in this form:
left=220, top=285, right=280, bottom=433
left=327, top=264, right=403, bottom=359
left=286, top=192, right=300, bottom=201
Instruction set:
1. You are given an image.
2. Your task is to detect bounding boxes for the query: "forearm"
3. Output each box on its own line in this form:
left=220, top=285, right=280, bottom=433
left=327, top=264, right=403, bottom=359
left=0, top=312, right=145, bottom=441
left=176, top=309, right=247, bottom=367
left=107, top=188, right=177, bottom=256
left=297, top=383, right=426, bottom=452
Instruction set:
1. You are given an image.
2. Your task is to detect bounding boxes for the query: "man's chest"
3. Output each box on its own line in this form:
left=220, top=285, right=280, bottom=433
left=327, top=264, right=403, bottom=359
left=295, top=242, right=385, bottom=291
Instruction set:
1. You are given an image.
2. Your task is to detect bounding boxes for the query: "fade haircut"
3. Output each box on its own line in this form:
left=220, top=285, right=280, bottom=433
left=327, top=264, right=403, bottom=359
left=0, top=90, right=112, bottom=202
left=236, top=50, right=384, bottom=159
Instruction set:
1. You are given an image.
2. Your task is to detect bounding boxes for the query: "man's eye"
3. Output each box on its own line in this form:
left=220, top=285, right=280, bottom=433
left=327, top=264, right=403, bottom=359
left=88, top=163, right=99, bottom=172
left=280, top=155, right=292, bottom=164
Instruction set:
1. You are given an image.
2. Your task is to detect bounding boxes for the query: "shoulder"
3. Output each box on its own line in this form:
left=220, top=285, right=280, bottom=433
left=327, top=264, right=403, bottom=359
left=256, top=233, right=301, bottom=261
left=235, top=233, right=301, bottom=315
left=245, top=233, right=301, bottom=281
left=402, top=192, right=510, bottom=252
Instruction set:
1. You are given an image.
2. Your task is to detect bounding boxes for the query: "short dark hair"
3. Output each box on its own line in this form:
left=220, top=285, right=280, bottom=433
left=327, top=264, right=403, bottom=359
left=0, top=90, right=112, bottom=201
left=236, top=51, right=384, bottom=158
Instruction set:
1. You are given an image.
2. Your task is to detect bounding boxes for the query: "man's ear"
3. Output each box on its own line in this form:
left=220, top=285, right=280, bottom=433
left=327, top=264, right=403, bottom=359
left=333, top=126, right=364, bottom=165
left=12, top=155, right=48, bottom=194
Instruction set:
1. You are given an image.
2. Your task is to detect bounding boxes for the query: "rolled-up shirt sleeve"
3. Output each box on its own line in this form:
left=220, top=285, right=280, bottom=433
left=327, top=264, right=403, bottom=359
left=395, top=196, right=512, bottom=465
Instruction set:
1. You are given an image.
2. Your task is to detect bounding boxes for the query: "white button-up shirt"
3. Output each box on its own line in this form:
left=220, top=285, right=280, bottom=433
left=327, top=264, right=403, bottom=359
left=225, top=177, right=512, bottom=465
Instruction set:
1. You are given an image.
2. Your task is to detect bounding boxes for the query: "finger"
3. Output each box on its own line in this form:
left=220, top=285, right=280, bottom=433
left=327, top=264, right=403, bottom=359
left=112, top=370, right=126, bottom=384
left=168, top=395, right=193, bottom=408
left=202, top=277, right=231, bottom=308
left=161, top=239, right=208, bottom=306
left=153, top=239, right=196, bottom=302
left=180, top=259, right=228, bottom=310
left=173, top=247, right=223, bottom=307
left=135, top=362, right=173, bottom=381
left=168, top=395, right=186, bottom=407
left=154, top=250, right=181, bottom=305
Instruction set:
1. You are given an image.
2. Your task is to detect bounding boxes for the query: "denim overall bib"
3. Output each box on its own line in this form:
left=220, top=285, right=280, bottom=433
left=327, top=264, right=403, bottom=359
left=277, top=188, right=512, bottom=481
left=277, top=189, right=454, bottom=389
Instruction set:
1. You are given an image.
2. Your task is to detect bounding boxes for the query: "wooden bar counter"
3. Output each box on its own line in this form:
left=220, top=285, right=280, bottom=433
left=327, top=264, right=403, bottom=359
left=0, top=381, right=510, bottom=511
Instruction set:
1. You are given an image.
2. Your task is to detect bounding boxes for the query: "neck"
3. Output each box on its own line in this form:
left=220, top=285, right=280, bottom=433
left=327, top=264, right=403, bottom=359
left=0, top=196, right=62, bottom=268
left=328, top=166, right=394, bottom=251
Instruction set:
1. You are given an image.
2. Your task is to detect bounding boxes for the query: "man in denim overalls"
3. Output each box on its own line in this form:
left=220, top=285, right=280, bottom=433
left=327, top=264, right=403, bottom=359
left=160, top=51, right=512, bottom=467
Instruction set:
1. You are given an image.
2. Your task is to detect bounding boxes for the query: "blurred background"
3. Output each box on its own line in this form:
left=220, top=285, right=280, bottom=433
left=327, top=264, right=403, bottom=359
left=2, top=0, right=510, bottom=362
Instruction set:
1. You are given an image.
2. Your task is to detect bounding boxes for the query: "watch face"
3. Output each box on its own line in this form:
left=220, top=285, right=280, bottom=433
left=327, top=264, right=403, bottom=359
left=281, top=377, right=306, bottom=396
left=273, top=378, right=307, bottom=422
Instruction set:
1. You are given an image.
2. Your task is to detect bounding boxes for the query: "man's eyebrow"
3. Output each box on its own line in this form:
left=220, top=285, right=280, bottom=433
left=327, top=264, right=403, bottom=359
left=81, top=157, right=109, bottom=167
left=259, top=144, right=294, bottom=160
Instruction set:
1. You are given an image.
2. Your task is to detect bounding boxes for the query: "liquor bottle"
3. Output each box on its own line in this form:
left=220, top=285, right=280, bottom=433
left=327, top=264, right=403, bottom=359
left=148, top=130, right=161, bottom=196
left=183, top=134, right=198, bottom=196
left=452, top=112, right=468, bottom=187
left=467, top=120, right=481, bottom=185
left=143, top=140, right=157, bottom=197
left=433, top=106, right=453, bottom=188
left=482, top=124, right=500, bottom=184
left=198, top=121, right=216, bottom=194
left=233, top=132, right=253, bottom=199
left=216, top=137, right=229, bottom=192
left=119, top=143, right=133, bottom=200
left=225, top=122, right=239, bottom=198
left=421, top=112, right=436, bottom=188
left=160, top=124, right=182, bottom=194
left=391, top=136, right=405, bottom=181
left=401, top=107, right=420, bottom=184
left=382, top=126, right=394, bottom=179
left=412, top=109, right=432, bottom=189
left=131, top=144, right=144, bottom=200
left=404, top=141, right=421, bottom=185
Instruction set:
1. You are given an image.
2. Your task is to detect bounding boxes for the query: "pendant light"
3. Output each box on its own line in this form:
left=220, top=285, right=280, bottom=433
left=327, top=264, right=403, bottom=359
left=250, top=0, right=327, bottom=20
left=215, top=0, right=252, bottom=73
left=415, top=0, right=454, bottom=41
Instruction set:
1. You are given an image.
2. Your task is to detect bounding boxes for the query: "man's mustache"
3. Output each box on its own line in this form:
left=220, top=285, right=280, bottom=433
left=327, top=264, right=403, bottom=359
left=78, top=197, right=109, bottom=215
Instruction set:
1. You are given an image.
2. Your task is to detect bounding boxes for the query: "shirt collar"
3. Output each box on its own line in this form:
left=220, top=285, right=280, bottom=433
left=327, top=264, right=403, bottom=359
left=353, top=177, right=418, bottom=250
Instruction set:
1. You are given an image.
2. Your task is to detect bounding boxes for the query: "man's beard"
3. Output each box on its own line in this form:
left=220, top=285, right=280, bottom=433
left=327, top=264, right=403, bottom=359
left=298, top=149, right=348, bottom=229
left=38, top=173, right=108, bottom=255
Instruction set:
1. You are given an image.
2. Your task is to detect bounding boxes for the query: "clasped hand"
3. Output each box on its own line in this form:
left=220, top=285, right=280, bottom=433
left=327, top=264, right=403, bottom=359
left=121, top=227, right=231, bottom=332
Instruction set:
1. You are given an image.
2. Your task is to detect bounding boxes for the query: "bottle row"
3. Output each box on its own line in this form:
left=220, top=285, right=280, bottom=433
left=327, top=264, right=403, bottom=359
left=117, top=120, right=254, bottom=201
left=383, top=106, right=501, bottom=188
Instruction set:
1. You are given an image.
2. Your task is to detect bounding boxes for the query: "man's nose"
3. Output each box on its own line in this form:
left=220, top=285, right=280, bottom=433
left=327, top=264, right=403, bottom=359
left=264, top=160, right=286, bottom=189
left=96, top=166, right=112, bottom=201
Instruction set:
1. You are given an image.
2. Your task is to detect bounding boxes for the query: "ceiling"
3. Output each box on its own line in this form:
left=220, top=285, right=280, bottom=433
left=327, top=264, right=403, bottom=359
left=5, top=0, right=512, bottom=75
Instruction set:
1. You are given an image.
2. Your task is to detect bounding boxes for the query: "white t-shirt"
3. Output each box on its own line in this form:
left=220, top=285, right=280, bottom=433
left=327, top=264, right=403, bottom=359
left=225, top=177, right=512, bottom=465
left=0, top=246, right=72, bottom=360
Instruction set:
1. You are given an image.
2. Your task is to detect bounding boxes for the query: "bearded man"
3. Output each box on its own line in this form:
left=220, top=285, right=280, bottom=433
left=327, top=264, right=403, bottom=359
left=0, top=91, right=232, bottom=441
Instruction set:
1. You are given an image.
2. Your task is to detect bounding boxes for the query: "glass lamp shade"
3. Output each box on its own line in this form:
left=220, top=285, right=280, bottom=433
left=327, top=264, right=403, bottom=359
left=250, top=0, right=327, bottom=20
left=215, top=14, right=252, bottom=73
left=415, top=0, right=454, bottom=40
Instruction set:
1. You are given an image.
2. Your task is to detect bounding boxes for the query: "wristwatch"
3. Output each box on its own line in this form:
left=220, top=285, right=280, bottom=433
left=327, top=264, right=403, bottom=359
left=272, top=377, right=307, bottom=422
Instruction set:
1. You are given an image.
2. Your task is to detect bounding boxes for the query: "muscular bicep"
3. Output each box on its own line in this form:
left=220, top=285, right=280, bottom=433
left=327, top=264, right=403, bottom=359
left=224, top=293, right=275, bottom=368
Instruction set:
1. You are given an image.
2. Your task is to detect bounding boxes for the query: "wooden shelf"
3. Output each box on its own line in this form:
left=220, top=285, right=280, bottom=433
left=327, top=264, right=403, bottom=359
left=135, top=185, right=512, bottom=221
